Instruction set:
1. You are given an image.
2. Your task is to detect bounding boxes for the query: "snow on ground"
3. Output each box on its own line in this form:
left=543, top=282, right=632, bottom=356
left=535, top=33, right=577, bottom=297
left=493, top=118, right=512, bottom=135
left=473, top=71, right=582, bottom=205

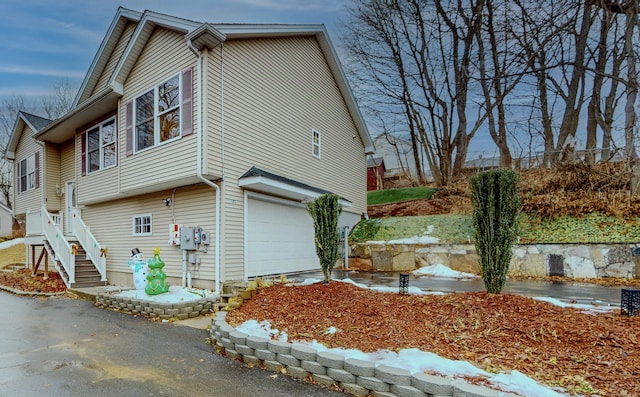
left=0, top=238, right=24, bottom=250
left=367, top=225, right=440, bottom=245
left=235, top=319, right=566, bottom=397
left=534, top=296, right=618, bottom=315
left=112, top=286, right=215, bottom=303
left=413, top=263, right=478, bottom=279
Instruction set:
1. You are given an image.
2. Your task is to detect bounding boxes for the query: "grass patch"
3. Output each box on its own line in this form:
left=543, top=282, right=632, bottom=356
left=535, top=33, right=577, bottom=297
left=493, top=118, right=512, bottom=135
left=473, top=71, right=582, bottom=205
left=367, top=187, right=436, bottom=206
left=350, top=213, right=640, bottom=244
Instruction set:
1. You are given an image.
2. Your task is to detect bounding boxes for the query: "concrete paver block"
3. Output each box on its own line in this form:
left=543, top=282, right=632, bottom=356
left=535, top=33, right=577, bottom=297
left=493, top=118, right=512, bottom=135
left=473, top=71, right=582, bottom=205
left=312, top=374, right=337, bottom=387
left=229, top=330, right=248, bottom=345
left=344, top=358, right=376, bottom=377
left=340, top=382, right=370, bottom=397
left=268, top=340, right=291, bottom=354
left=452, top=381, right=500, bottom=397
left=390, top=384, right=427, bottom=397
left=246, top=335, right=269, bottom=350
left=263, top=360, right=285, bottom=372
left=286, top=365, right=310, bottom=379
left=291, top=343, right=317, bottom=361
left=234, top=344, right=254, bottom=356
left=317, top=351, right=344, bottom=369
left=327, top=368, right=356, bottom=384
left=357, top=376, right=390, bottom=392
left=412, top=373, right=453, bottom=395
left=255, top=348, right=277, bottom=361
left=277, top=353, right=301, bottom=367
left=301, top=359, right=326, bottom=375
left=375, top=364, right=412, bottom=385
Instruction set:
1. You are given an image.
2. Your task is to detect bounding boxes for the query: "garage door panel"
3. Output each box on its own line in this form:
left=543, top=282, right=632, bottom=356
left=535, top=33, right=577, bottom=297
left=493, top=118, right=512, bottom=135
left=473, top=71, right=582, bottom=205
left=247, top=198, right=318, bottom=277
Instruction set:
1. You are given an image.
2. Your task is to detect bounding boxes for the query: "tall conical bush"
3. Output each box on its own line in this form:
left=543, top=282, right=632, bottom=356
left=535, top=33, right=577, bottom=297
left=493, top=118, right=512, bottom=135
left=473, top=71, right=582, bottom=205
left=307, top=194, right=342, bottom=282
left=470, top=169, right=520, bottom=294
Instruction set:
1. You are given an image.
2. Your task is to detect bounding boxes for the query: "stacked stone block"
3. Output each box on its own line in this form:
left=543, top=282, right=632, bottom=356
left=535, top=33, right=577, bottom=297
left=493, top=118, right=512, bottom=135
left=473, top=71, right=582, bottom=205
left=95, top=293, right=213, bottom=320
left=211, top=311, right=519, bottom=397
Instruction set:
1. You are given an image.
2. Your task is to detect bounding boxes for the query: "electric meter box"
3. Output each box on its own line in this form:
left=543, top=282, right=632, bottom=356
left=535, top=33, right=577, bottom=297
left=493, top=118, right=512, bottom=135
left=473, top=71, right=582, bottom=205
left=179, top=227, right=196, bottom=250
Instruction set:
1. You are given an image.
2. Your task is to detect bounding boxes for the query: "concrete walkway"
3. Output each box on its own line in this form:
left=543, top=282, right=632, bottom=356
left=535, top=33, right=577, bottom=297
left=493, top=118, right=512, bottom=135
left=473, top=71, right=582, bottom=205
left=290, top=269, right=627, bottom=307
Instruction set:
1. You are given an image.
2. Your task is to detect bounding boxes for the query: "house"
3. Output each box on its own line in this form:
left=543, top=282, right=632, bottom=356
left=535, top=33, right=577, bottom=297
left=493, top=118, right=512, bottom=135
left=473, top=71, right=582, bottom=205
left=0, top=202, right=13, bottom=238
left=372, top=132, right=427, bottom=186
left=366, top=157, right=385, bottom=191
left=5, top=8, right=374, bottom=292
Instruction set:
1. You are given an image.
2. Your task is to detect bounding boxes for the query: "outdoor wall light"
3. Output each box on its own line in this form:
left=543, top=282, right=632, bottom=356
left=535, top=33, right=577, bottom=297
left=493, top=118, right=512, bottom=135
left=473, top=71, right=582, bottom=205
left=162, top=198, right=171, bottom=206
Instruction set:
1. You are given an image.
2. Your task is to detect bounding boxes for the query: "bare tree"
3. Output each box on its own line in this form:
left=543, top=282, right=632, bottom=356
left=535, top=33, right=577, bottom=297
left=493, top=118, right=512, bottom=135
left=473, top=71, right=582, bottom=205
left=343, top=0, right=487, bottom=186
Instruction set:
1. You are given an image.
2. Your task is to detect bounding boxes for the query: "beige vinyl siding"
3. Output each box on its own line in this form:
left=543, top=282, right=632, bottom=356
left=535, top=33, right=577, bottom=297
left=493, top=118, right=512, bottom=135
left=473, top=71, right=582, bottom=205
left=80, top=185, right=217, bottom=289
left=13, top=125, right=42, bottom=216
left=213, top=37, right=368, bottom=279
left=119, top=27, right=198, bottom=193
left=60, top=139, right=75, bottom=186
left=44, top=143, right=62, bottom=211
left=91, top=22, right=138, bottom=97
left=204, top=46, right=223, bottom=178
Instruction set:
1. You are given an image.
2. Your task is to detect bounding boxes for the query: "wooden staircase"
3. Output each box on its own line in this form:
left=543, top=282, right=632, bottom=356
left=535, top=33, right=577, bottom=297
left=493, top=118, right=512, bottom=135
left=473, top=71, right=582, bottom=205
left=44, top=240, right=106, bottom=288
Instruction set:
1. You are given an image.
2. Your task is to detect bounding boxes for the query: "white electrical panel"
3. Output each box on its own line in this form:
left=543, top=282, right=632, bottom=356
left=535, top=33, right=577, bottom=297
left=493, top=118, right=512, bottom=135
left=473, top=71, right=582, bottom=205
left=168, top=224, right=182, bottom=246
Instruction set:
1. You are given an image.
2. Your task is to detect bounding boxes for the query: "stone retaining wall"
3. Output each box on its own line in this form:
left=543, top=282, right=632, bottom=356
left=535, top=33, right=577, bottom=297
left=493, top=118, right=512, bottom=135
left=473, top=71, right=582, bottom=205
left=95, top=294, right=214, bottom=320
left=211, top=311, right=517, bottom=397
left=350, top=242, right=640, bottom=278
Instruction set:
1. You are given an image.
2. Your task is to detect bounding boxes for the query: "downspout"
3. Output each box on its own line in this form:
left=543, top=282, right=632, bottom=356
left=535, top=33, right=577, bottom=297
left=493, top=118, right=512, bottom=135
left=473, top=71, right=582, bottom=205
left=188, top=40, right=222, bottom=295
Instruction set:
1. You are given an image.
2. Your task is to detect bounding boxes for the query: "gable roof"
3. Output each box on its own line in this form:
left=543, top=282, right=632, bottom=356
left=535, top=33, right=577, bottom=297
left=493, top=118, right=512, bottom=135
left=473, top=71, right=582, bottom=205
left=34, top=8, right=373, bottom=153
left=5, top=111, right=53, bottom=160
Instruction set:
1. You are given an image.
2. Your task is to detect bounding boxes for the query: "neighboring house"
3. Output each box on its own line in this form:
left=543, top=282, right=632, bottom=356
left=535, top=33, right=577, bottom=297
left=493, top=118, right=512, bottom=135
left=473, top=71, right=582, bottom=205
left=372, top=132, right=430, bottom=185
left=5, top=8, right=374, bottom=292
left=0, top=202, right=13, bottom=238
left=367, top=157, right=385, bottom=191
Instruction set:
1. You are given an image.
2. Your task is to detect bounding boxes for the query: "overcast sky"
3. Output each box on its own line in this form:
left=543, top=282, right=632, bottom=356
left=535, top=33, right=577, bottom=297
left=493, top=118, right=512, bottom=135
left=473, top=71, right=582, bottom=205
left=0, top=0, right=350, bottom=101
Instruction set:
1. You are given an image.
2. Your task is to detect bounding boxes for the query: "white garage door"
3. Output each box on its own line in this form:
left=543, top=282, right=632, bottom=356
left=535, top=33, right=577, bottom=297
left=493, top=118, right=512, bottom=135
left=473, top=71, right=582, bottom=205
left=246, top=196, right=319, bottom=277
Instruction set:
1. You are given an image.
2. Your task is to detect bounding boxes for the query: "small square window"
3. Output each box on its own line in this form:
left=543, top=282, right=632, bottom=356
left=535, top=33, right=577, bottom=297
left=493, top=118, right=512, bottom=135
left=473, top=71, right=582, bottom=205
left=312, top=129, right=321, bottom=158
left=133, top=214, right=152, bottom=236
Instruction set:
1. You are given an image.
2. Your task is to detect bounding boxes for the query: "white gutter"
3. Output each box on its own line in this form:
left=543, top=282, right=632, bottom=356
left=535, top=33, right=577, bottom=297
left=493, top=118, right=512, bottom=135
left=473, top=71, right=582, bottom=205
left=188, top=41, right=222, bottom=295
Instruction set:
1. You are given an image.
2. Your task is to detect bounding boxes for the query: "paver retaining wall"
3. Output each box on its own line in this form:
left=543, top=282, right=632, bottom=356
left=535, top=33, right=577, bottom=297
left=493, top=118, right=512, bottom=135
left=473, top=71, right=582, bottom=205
left=350, top=243, right=640, bottom=279
left=210, top=311, right=519, bottom=397
left=95, top=293, right=214, bottom=320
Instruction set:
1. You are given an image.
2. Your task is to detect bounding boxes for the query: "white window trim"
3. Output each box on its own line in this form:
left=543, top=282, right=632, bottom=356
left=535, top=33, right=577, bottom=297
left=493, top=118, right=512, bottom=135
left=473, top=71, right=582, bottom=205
left=19, top=155, right=36, bottom=193
left=133, top=73, right=182, bottom=154
left=86, top=116, right=117, bottom=174
left=312, top=129, right=321, bottom=158
left=132, top=214, right=153, bottom=236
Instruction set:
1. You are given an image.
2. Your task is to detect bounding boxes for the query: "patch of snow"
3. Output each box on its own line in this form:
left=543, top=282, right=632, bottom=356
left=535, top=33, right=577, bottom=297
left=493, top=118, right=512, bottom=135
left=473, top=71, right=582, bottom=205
left=367, top=225, right=440, bottom=245
left=0, top=238, right=24, bottom=250
left=113, top=286, right=215, bottom=303
left=323, top=326, right=337, bottom=335
left=534, top=296, right=618, bottom=315
left=413, top=264, right=478, bottom=279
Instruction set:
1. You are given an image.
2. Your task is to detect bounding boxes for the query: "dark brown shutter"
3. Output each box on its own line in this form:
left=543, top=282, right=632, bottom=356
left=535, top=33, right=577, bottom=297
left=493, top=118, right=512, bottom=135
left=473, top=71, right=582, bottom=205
left=16, top=162, right=20, bottom=194
left=34, top=152, right=39, bottom=189
left=125, top=100, right=133, bottom=156
left=181, top=67, right=193, bottom=136
left=81, top=133, right=87, bottom=176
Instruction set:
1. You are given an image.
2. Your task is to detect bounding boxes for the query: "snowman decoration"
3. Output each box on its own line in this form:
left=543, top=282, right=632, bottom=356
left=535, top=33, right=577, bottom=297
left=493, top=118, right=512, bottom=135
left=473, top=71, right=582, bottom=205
left=127, top=248, right=149, bottom=291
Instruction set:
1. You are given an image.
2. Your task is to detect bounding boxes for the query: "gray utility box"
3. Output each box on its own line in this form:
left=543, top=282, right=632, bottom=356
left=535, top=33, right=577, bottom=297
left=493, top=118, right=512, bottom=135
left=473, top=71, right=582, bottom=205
left=180, top=227, right=197, bottom=250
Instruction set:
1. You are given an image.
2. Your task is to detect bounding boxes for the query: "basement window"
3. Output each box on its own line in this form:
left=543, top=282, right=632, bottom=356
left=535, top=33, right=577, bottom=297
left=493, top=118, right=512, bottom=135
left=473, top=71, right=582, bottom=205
left=132, top=214, right=152, bottom=236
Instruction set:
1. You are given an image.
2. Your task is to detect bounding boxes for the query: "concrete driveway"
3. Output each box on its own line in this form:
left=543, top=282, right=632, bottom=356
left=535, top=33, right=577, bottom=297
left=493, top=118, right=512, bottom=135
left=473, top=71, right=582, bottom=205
left=0, top=291, right=345, bottom=397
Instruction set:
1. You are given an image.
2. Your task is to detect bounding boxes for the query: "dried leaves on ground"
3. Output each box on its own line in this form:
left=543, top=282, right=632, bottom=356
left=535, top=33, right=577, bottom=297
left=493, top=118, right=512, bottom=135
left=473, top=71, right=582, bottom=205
left=227, top=282, right=640, bottom=396
left=0, top=269, right=66, bottom=293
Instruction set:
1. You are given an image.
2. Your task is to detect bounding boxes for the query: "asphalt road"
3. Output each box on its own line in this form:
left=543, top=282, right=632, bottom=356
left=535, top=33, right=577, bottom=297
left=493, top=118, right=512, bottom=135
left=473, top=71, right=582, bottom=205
left=0, top=292, right=345, bottom=397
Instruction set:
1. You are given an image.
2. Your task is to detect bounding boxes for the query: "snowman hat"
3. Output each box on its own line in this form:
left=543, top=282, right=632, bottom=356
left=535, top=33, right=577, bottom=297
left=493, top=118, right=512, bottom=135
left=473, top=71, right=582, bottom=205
left=131, top=248, right=141, bottom=256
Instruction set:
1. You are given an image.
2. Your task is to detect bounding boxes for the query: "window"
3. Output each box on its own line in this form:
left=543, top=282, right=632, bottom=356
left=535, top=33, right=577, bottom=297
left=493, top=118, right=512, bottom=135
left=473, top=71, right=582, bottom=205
left=18, top=153, right=37, bottom=193
left=134, top=74, right=181, bottom=152
left=312, top=129, right=321, bottom=158
left=132, top=214, right=152, bottom=236
left=86, top=117, right=116, bottom=173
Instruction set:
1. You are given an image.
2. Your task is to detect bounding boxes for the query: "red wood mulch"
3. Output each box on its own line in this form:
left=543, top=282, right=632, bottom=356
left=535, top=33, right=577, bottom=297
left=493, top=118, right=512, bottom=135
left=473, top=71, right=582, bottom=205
left=227, top=282, right=640, bottom=396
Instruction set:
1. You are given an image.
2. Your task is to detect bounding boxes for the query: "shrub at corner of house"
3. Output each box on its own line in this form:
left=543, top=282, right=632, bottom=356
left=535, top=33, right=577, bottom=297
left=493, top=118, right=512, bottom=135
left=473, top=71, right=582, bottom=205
left=470, top=169, right=520, bottom=294
left=306, top=194, right=342, bottom=283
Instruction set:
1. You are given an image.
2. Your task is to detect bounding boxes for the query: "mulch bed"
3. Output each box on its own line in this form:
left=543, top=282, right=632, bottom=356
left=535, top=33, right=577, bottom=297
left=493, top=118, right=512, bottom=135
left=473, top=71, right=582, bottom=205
left=227, top=281, right=640, bottom=396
